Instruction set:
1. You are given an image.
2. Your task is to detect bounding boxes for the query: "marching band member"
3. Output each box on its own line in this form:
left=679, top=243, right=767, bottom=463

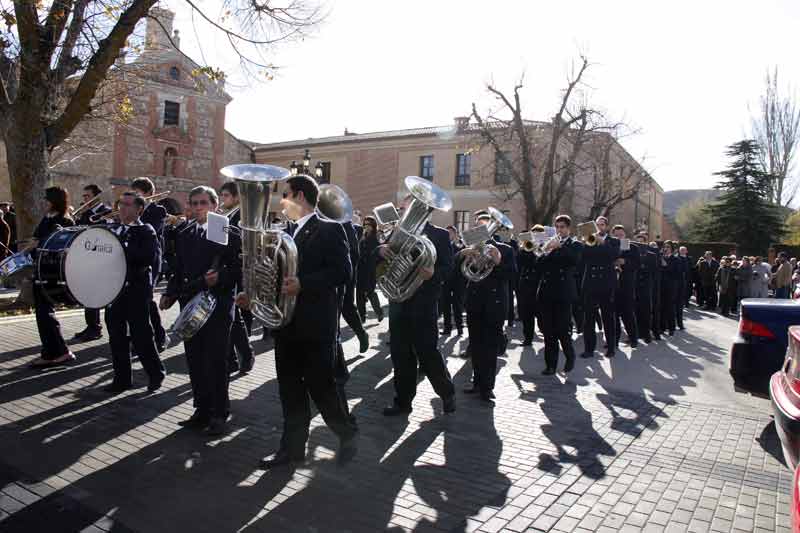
left=340, top=216, right=370, bottom=353
left=463, top=213, right=514, bottom=403
left=160, top=186, right=241, bottom=436
left=518, top=225, right=545, bottom=346
left=255, top=175, right=358, bottom=468
left=73, top=184, right=112, bottom=342
left=104, top=192, right=165, bottom=393
left=537, top=215, right=581, bottom=375
left=131, top=178, right=167, bottom=352
left=28, top=187, right=76, bottom=367
left=441, top=225, right=465, bottom=336
left=676, top=246, right=690, bottom=330
left=219, top=181, right=254, bottom=374
left=380, top=194, right=456, bottom=417
left=580, top=216, right=620, bottom=358
left=659, top=240, right=680, bottom=336
left=612, top=225, right=639, bottom=349
left=634, top=233, right=657, bottom=343
left=649, top=241, right=664, bottom=341
left=356, top=216, right=384, bottom=322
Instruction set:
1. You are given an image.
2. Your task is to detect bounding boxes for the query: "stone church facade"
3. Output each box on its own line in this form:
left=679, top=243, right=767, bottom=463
left=0, top=8, right=254, bottom=207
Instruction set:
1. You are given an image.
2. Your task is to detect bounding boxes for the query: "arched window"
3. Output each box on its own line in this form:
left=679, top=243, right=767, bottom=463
left=163, top=147, right=178, bottom=177
left=169, top=66, right=180, bottom=80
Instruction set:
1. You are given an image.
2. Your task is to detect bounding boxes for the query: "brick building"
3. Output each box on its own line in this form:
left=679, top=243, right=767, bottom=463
left=0, top=8, right=254, bottom=208
left=253, top=120, right=664, bottom=237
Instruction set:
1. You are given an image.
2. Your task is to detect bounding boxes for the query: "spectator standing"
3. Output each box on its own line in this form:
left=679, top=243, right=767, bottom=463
left=752, top=256, right=771, bottom=298
left=774, top=252, right=793, bottom=299
left=716, top=257, right=735, bottom=317
left=735, top=257, right=753, bottom=303
left=697, top=251, right=720, bottom=310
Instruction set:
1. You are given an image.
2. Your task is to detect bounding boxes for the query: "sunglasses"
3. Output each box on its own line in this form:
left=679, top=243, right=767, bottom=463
left=191, top=199, right=210, bottom=206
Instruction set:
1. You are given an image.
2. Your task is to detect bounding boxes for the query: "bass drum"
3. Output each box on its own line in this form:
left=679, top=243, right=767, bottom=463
left=36, top=225, right=127, bottom=308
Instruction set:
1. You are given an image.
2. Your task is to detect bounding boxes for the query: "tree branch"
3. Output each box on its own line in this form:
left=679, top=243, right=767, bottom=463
left=53, top=0, right=89, bottom=84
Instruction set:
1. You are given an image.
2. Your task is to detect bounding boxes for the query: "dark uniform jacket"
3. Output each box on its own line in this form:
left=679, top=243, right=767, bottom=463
left=465, top=240, right=514, bottom=316
left=580, top=235, right=620, bottom=297
left=277, top=214, right=352, bottom=343
left=697, top=258, right=719, bottom=287
left=661, top=254, right=681, bottom=287
left=390, top=222, right=453, bottom=315
left=165, top=221, right=241, bottom=306
left=33, top=214, right=74, bottom=246
left=141, top=202, right=167, bottom=277
left=517, top=249, right=540, bottom=299
left=636, top=245, right=658, bottom=298
left=537, top=237, right=582, bottom=302
left=116, top=221, right=159, bottom=288
left=342, top=221, right=360, bottom=284
left=617, top=242, right=641, bottom=297
left=357, top=232, right=380, bottom=292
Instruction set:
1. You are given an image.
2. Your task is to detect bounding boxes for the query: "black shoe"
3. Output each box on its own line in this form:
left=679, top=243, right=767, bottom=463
left=564, top=355, right=576, bottom=373
left=156, top=341, right=166, bottom=353
left=382, top=403, right=412, bottom=417
left=521, top=339, right=533, bottom=347
left=337, top=435, right=359, bottom=465
left=178, top=412, right=210, bottom=429
left=229, top=358, right=240, bottom=374
left=463, top=385, right=479, bottom=394
left=204, top=417, right=227, bottom=437
left=580, top=352, right=593, bottom=359
left=442, top=395, right=456, bottom=413
left=542, top=367, right=556, bottom=375
left=103, top=383, right=131, bottom=394
left=240, top=357, right=255, bottom=374
left=668, top=330, right=675, bottom=336
left=441, top=328, right=452, bottom=336
left=605, top=350, right=615, bottom=358
left=83, top=329, right=102, bottom=341
left=72, top=328, right=90, bottom=340
left=358, top=331, right=369, bottom=354
left=377, top=311, right=385, bottom=322
left=260, top=449, right=304, bottom=469
left=630, top=341, right=639, bottom=348
left=459, top=351, right=470, bottom=359
left=642, top=336, right=652, bottom=344
left=456, top=328, right=463, bottom=336
left=653, top=335, right=662, bottom=341
left=147, top=377, right=164, bottom=392
left=479, top=393, right=495, bottom=405
left=678, top=326, right=685, bottom=330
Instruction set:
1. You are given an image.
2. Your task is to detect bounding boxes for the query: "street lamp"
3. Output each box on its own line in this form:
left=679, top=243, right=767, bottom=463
left=289, top=149, right=326, bottom=182
left=315, top=161, right=323, bottom=179
left=302, top=149, right=311, bottom=170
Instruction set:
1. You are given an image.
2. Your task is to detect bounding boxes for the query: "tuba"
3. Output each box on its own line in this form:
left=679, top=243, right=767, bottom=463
left=317, top=184, right=353, bottom=223
left=220, top=164, right=297, bottom=329
left=460, top=207, right=514, bottom=282
left=377, top=176, right=453, bottom=302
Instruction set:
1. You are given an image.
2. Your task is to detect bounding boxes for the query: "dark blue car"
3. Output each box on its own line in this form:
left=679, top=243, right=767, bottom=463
left=730, top=298, right=800, bottom=391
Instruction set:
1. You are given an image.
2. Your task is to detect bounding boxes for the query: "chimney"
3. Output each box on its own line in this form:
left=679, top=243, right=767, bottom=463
left=454, top=116, right=470, bottom=132
left=145, top=7, right=175, bottom=52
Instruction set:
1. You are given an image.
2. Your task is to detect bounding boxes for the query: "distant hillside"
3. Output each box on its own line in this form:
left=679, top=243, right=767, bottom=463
left=663, top=189, right=721, bottom=217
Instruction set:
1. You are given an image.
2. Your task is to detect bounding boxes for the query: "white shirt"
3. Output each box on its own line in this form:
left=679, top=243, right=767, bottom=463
left=293, top=212, right=315, bottom=236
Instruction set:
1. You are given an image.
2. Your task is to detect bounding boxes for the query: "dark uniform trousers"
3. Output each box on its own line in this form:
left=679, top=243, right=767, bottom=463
left=106, top=282, right=165, bottom=386
left=518, top=289, right=538, bottom=342
left=228, top=305, right=253, bottom=367
left=341, top=277, right=367, bottom=338
left=635, top=290, right=652, bottom=342
left=275, top=336, right=357, bottom=455
left=615, top=288, right=638, bottom=346
left=467, top=309, right=504, bottom=392
left=540, top=299, right=575, bottom=370
left=441, top=276, right=465, bottom=332
left=389, top=303, right=455, bottom=408
left=660, top=282, right=677, bottom=334
left=357, top=290, right=382, bottom=322
left=34, top=285, right=69, bottom=359
left=583, top=290, right=616, bottom=353
left=184, top=300, right=233, bottom=419
left=84, top=308, right=101, bottom=333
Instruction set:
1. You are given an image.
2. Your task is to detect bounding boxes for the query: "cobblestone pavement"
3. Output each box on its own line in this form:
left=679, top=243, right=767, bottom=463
left=0, top=301, right=792, bottom=532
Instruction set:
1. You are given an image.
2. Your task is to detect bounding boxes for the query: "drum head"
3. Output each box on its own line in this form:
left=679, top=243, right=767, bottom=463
left=64, top=226, right=127, bottom=308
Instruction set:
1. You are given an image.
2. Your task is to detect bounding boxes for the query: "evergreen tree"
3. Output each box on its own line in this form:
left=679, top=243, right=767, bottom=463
left=703, top=140, right=786, bottom=253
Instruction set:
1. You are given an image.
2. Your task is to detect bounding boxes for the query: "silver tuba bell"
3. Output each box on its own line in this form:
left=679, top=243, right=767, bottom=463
left=460, top=207, right=514, bottom=282
left=317, top=183, right=353, bottom=223
left=219, top=164, right=298, bottom=329
left=376, top=176, right=453, bottom=302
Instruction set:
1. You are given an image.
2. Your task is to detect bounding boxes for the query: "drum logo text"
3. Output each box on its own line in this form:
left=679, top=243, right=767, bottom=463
left=84, top=239, right=113, bottom=254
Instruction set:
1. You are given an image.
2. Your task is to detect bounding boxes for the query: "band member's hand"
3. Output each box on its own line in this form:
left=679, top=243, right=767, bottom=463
left=377, top=245, right=391, bottom=259
left=488, top=245, right=502, bottom=265
left=282, top=276, right=301, bottom=296
left=159, top=295, right=175, bottom=310
left=420, top=267, right=434, bottom=280
left=204, top=270, right=219, bottom=288
left=616, top=258, right=625, bottom=266
left=546, top=238, right=561, bottom=251
left=235, top=292, right=251, bottom=309
left=459, top=247, right=478, bottom=258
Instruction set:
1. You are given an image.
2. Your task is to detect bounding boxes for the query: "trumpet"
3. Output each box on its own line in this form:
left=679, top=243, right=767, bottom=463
left=576, top=221, right=598, bottom=246
left=90, top=190, right=171, bottom=222
left=72, top=195, right=102, bottom=219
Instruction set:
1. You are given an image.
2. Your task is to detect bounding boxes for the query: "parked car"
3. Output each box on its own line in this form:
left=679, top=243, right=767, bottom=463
left=730, top=298, right=800, bottom=390
left=768, top=327, right=800, bottom=532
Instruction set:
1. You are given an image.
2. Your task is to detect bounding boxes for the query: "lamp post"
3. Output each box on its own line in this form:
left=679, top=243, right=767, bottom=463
left=289, top=149, right=325, bottom=181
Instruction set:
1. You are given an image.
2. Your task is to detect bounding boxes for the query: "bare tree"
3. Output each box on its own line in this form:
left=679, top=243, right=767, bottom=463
left=469, top=56, right=625, bottom=227
left=580, top=133, right=650, bottom=220
left=0, top=0, right=321, bottom=238
left=751, top=67, right=800, bottom=206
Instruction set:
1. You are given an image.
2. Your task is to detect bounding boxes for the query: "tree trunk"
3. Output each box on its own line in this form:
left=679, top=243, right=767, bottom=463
left=4, top=127, right=50, bottom=240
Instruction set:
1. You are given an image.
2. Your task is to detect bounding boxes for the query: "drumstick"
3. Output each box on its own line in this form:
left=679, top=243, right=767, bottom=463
left=0, top=240, right=10, bottom=254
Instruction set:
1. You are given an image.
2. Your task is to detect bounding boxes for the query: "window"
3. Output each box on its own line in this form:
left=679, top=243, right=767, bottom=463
left=169, top=67, right=180, bottom=80
left=420, top=155, right=434, bottom=180
left=163, top=100, right=180, bottom=126
left=163, top=147, right=178, bottom=176
left=455, top=153, right=471, bottom=186
left=494, top=151, right=512, bottom=185
left=454, top=211, right=470, bottom=234
left=318, top=162, right=332, bottom=184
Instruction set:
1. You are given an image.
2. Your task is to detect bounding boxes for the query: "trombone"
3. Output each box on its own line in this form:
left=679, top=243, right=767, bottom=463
left=90, top=190, right=172, bottom=222
left=72, top=195, right=102, bottom=219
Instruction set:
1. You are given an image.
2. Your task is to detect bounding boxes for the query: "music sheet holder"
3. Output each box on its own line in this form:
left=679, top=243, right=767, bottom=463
left=207, top=212, right=229, bottom=246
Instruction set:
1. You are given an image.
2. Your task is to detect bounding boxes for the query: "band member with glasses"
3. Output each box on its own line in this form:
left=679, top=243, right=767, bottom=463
left=379, top=195, right=456, bottom=417
left=249, top=175, right=358, bottom=469
left=611, top=224, right=639, bottom=349
left=72, top=184, right=112, bottom=342
left=580, top=216, right=620, bottom=359
left=28, top=187, right=76, bottom=367
left=160, top=186, right=241, bottom=436
left=537, top=215, right=581, bottom=375
left=356, top=216, right=384, bottom=323
left=441, top=225, right=466, bottom=337
left=132, top=177, right=167, bottom=352
left=104, top=192, right=166, bottom=393
left=219, top=181, right=254, bottom=374
left=462, top=213, right=514, bottom=403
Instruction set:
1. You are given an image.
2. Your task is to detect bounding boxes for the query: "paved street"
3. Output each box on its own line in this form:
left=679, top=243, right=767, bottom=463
left=0, top=301, right=793, bottom=533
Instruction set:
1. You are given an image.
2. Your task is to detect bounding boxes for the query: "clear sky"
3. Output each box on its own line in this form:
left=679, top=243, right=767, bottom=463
left=168, top=0, right=800, bottom=193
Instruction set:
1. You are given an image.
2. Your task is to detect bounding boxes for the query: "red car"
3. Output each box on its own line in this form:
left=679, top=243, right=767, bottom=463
left=769, top=326, right=800, bottom=532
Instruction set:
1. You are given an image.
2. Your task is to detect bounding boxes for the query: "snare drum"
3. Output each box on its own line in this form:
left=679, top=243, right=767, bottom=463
left=0, top=252, right=33, bottom=287
left=165, top=291, right=217, bottom=346
left=36, top=225, right=127, bottom=308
